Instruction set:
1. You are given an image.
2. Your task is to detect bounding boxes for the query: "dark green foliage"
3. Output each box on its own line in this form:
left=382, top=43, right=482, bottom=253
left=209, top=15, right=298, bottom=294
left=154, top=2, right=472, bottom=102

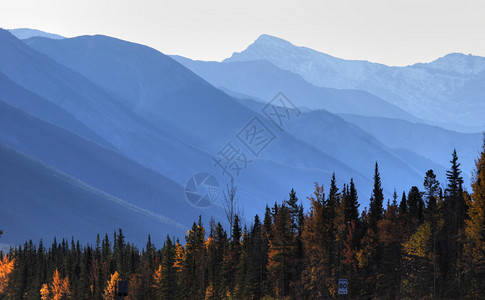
left=407, top=186, right=424, bottom=229
left=369, top=162, right=384, bottom=231
left=3, top=150, right=484, bottom=299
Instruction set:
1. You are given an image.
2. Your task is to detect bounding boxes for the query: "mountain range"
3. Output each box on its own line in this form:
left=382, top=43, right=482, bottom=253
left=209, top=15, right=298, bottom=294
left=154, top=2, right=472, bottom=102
left=225, top=34, right=485, bottom=131
left=1, top=28, right=483, bottom=247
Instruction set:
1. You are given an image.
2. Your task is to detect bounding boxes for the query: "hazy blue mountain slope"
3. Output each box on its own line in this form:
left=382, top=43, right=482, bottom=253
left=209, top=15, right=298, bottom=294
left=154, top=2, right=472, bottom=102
left=0, top=71, right=110, bottom=148
left=24, top=34, right=248, bottom=150
left=23, top=34, right=379, bottom=204
left=0, top=99, right=226, bottom=231
left=225, top=35, right=485, bottom=129
left=0, top=143, right=187, bottom=247
left=171, top=56, right=418, bottom=122
left=8, top=28, right=65, bottom=40
left=0, top=30, right=374, bottom=219
left=391, top=148, right=448, bottom=183
left=0, top=29, right=211, bottom=185
left=446, top=70, right=485, bottom=123
left=220, top=93, right=426, bottom=194
left=339, top=114, right=482, bottom=185
left=286, top=110, right=422, bottom=189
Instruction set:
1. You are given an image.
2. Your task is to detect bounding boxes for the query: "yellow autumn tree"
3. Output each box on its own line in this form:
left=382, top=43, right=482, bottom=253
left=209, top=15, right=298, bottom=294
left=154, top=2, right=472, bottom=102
left=103, top=271, right=120, bottom=300
left=40, top=269, right=71, bottom=300
left=40, top=284, right=50, bottom=300
left=464, top=138, right=485, bottom=297
left=173, top=241, right=185, bottom=273
left=204, top=283, right=215, bottom=300
left=401, top=222, right=434, bottom=298
left=152, top=264, right=163, bottom=297
left=0, top=254, right=15, bottom=294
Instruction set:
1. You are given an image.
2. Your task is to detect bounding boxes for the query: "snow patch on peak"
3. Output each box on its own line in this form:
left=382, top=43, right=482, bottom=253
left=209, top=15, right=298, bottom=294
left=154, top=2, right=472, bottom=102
left=253, top=34, right=293, bottom=46
left=416, top=53, right=485, bottom=75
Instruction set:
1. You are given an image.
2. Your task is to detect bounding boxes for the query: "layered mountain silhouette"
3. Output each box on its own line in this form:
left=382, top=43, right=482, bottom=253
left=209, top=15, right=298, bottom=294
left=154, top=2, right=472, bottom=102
left=8, top=28, right=65, bottom=40
left=171, top=56, right=419, bottom=122
left=225, top=34, right=485, bottom=130
left=0, top=29, right=483, bottom=247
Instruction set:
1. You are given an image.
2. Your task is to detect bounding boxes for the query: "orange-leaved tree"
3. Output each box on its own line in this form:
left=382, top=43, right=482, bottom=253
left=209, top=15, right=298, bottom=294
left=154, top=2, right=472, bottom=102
left=103, top=271, right=120, bottom=300
left=40, top=269, right=71, bottom=300
left=0, top=254, right=15, bottom=295
left=464, top=137, right=485, bottom=297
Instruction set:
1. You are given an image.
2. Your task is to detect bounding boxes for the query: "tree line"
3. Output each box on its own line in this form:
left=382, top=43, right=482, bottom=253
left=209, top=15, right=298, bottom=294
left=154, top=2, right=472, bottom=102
left=1, top=142, right=485, bottom=299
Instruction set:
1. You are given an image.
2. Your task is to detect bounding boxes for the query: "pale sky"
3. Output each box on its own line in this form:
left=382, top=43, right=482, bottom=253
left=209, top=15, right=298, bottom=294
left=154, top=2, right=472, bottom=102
left=1, top=0, right=485, bottom=66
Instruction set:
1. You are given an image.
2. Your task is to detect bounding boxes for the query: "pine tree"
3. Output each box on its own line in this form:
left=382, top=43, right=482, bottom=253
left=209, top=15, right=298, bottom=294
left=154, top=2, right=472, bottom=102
left=436, top=149, right=467, bottom=297
left=236, top=225, right=250, bottom=297
left=357, top=163, right=385, bottom=298
left=154, top=235, right=176, bottom=299
left=267, top=204, right=294, bottom=298
left=345, top=179, right=360, bottom=225
left=183, top=218, right=207, bottom=299
left=173, top=240, right=185, bottom=298
left=369, top=162, right=384, bottom=231
left=445, top=149, right=467, bottom=232
left=424, top=169, right=440, bottom=214
left=261, top=206, right=272, bottom=295
left=420, top=169, right=441, bottom=297
left=407, top=186, right=424, bottom=230
left=208, top=222, right=228, bottom=298
left=301, top=183, right=331, bottom=298
left=399, top=191, right=407, bottom=216
left=375, top=200, right=402, bottom=298
left=222, top=215, right=242, bottom=297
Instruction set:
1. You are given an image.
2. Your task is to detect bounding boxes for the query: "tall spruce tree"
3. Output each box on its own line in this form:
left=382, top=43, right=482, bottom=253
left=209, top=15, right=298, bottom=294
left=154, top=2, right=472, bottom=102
left=440, top=149, right=466, bottom=297
left=267, top=204, right=294, bottom=298
left=345, top=178, right=360, bottom=225
left=424, top=169, right=440, bottom=213
left=369, top=162, right=384, bottom=231
left=407, top=186, right=424, bottom=230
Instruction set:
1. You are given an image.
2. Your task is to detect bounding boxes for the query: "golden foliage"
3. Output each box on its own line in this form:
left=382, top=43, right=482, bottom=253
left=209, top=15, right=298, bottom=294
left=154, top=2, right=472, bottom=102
left=465, top=141, right=485, bottom=264
left=403, top=222, right=432, bottom=259
left=40, top=283, right=50, bottom=300
left=40, top=269, right=71, bottom=300
left=173, top=242, right=185, bottom=273
left=103, top=271, right=120, bottom=300
left=0, top=254, right=15, bottom=294
left=204, top=283, right=215, bottom=300
left=152, top=264, right=163, bottom=293
left=463, top=139, right=485, bottom=297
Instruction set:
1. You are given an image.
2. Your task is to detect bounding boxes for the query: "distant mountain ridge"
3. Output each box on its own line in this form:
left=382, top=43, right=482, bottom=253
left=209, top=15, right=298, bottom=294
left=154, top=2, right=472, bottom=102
left=171, top=55, right=420, bottom=123
left=8, top=28, right=65, bottom=40
left=225, top=34, right=485, bottom=130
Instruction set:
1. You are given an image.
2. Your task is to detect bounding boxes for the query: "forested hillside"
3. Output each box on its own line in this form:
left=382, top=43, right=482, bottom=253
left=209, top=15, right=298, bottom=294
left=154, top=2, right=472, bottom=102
left=1, top=142, right=484, bottom=299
